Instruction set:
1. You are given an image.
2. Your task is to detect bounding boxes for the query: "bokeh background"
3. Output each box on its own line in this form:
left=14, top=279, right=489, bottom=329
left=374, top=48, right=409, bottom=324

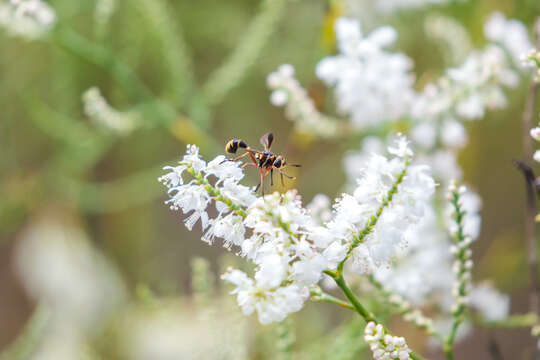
left=1, top=0, right=540, bottom=359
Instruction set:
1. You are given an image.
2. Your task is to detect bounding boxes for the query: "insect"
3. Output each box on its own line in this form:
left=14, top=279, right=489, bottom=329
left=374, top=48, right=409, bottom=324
left=223, top=133, right=300, bottom=196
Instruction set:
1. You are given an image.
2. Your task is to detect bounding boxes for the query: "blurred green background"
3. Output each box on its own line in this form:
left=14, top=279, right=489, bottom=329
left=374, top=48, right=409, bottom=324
left=1, top=0, right=540, bottom=359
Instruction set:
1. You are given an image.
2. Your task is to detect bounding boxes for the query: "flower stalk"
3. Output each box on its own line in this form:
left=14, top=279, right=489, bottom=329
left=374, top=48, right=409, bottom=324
left=444, top=182, right=474, bottom=360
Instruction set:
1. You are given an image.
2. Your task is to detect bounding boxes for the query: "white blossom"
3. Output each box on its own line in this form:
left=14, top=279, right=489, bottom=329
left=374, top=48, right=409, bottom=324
left=0, top=0, right=56, bottom=39
left=412, top=45, right=519, bottom=127
left=316, top=18, right=415, bottom=128
left=306, top=194, right=333, bottom=224
left=326, top=135, right=436, bottom=273
left=522, top=49, right=540, bottom=81
left=373, top=207, right=454, bottom=307
left=364, top=322, right=411, bottom=360
left=484, top=12, right=533, bottom=67
left=159, top=144, right=252, bottom=239
left=221, top=268, right=308, bottom=325
left=469, top=282, right=510, bottom=321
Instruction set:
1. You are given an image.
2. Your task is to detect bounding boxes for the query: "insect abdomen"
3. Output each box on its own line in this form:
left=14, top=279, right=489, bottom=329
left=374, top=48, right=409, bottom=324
left=225, top=139, right=247, bottom=153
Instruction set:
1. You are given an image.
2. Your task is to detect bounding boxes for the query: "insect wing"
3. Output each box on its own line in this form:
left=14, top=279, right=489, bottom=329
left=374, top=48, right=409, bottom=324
left=260, top=132, right=274, bottom=151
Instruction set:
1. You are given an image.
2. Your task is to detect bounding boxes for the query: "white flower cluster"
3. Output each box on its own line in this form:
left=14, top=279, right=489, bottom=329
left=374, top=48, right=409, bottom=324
left=223, top=190, right=329, bottom=324
left=530, top=122, right=540, bottom=162
left=373, top=207, right=454, bottom=308
left=160, top=146, right=317, bottom=323
left=521, top=49, right=540, bottom=82
left=82, top=87, right=139, bottom=135
left=484, top=12, right=533, bottom=67
left=447, top=183, right=476, bottom=315
left=411, top=12, right=529, bottom=154
left=446, top=184, right=482, bottom=241
left=158, top=145, right=254, bottom=245
left=0, top=0, right=56, bottom=39
left=269, top=15, right=527, bottom=146
left=306, top=193, right=333, bottom=225
left=364, top=322, right=411, bottom=360
left=160, top=136, right=435, bottom=324
left=469, top=282, right=510, bottom=321
left=412, top=45, right=519, bottom=126
left=315, top=18, right=415, bottom=128
left=325, top=136, right=436, bottom=274
left=266, top=64, right=340, bottom=137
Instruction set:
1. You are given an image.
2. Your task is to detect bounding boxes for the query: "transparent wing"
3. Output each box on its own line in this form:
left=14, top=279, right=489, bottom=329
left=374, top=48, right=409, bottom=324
left=259, top=132, right=274, bottom=151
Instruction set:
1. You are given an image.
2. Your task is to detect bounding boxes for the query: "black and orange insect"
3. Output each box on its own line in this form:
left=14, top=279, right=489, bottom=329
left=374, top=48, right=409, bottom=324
left=223, top=133, right=301, bottom=196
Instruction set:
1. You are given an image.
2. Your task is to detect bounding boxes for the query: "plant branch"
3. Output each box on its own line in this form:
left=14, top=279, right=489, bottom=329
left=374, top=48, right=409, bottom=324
left=519, top=19, right=540, bottom=359
left=326, top=273, right=424, bottom=360
left=444, top=182, right=474, bottom=360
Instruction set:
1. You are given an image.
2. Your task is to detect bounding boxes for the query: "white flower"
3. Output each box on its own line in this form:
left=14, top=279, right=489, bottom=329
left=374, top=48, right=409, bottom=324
left=412, top=44, right=519, bottom=126
left=484, top=12, right=533, bottom=67
left=211, top=214, right=245, bottom=248
left=306, top=194, right=332, bottom=224
left=183, top=144, right=206, bottom=172
left=316, top=17, right=415, bottom=128
left=373, top=207, right=454, bottom=307
left=204, top=155, right=244, bottom=183
left=0, top=0, right=56, bottom=39
left=469, top=283, right=510, bottom=321
left=158, top=165, right=187, bottom=188
left=388, top=134, right=414, bottom=158
left=410, top=122, right=437, bottom=150
left=322, top=241, right=348, bottom=270
left=167, top=184, right=210, bottom=230
left=221, top=268, right=308, bottom=325
left=417, top=150, right=462, bottom=182
left=255, top=253, right=288, bottom=288
left=441, top=120, right=467, bottom=148
left=364, top=322, right=411, bottom=360
left=459, top=190, right=482, bottom=240
left=531, top=127, right=540, bottom=142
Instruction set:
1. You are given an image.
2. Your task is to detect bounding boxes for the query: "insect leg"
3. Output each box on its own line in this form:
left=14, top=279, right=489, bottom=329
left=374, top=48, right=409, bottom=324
left=270, top=169, right=274, bottom=186
left=259, top=167, right=265, bottom=197
left=278, top=168, right=296, bottom=180
left=241, top=162, right=257, bottom=168
left=220, top=151, right=250, bottom=164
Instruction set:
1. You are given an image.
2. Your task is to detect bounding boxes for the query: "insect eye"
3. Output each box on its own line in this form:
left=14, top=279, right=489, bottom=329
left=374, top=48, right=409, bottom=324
left=273, top=158, right=282, bottom=168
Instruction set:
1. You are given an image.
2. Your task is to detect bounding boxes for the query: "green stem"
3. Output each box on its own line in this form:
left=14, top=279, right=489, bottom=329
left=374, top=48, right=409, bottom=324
left=311, top=289, right=354, bottom=310
left=444, top=184, right=471, bottom=360
left=327, top=273, right=424, bottom=360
